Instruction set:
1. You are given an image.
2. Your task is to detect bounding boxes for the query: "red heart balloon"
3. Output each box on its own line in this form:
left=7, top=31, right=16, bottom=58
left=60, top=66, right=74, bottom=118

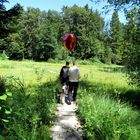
left=62, top=34, right=76, bottom=51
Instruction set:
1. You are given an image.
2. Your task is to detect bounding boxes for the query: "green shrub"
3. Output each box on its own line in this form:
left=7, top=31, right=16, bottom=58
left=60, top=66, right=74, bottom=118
left=0, top=76, right=12, bottom=136
left=1, top=76, right=56, bottom=139
left=78, top=59, right=92, bottom=65
left=89, top=57, right=103, bottom=64
left=78, top=94, right=140, bottom=140
left=0, top=76, right=6, bottom=94
left=0, top=51, right=9, bottom=60
left=47, top=58, right=57, bottom=63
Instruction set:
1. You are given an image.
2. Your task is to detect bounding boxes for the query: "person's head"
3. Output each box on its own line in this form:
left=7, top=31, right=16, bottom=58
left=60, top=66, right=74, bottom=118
left=66, top=61, right=69, bottom=66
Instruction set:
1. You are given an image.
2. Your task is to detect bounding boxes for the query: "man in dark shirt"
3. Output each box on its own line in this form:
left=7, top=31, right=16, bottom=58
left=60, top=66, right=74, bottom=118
left=59, top=61, right=70, bottom=86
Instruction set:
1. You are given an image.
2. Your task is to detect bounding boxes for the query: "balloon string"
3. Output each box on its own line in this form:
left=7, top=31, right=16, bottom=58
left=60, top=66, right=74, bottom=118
left=69, top=50, right=75, bottom=62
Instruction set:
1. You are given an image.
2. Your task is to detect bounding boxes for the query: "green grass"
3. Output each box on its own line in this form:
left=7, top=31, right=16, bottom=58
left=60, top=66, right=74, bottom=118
left=0, top=60, right=61, bottom=85
left=0, top=60, right=140, bottom=140
left=78, top=92, right=140, bottom=140
left=77, top=65, right=140, bottom=139
left=0, top=60, right=61, bottom=139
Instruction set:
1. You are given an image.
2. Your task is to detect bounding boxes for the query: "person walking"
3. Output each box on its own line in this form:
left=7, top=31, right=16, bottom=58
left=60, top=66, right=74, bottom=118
left=68, top=60, right=80, bottom=103
left=59, top=61, right=70, bottom=86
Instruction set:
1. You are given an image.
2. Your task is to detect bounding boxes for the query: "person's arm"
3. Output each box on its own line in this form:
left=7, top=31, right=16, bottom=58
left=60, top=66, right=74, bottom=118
left=68, top=68, right=70, bottom=76
left=78, top=68, right=80, bottom=80
left=59, top=67, right=63, bottom=79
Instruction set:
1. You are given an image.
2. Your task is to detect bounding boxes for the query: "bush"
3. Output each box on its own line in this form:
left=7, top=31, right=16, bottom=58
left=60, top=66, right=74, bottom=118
left=89, top=57, right=103, bottom=64
left=0, top=76, right=12, bottom=136
left=0, top=51, right=9, bottom=60
left=77, top=58, right=103, bottom=65
left=0, top=76, right=6, bottom=94
left=78, top=59, right=92, bottom=65
left=0, top=76, right=56, bottom=139
left=47, top=58, right=58, bottom=63
left=78, top=94, right=140, bottom=140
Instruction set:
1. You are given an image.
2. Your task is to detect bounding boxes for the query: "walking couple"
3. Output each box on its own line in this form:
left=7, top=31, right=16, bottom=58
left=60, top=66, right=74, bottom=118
left=59, top=60, right=80, bottom=104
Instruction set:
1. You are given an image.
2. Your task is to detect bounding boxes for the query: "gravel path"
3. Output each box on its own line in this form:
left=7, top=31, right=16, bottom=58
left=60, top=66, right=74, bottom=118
left=51, top=102, right=83, bottom=140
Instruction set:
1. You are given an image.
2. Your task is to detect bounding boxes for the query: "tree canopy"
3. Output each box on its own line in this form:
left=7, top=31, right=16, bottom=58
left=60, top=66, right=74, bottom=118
left=0, top=0, right=140, bottom=86
left=0, top=0, right=22, bottom=38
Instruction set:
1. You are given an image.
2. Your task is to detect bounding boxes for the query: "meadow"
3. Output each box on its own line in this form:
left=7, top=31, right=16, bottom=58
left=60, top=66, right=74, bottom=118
left=0, top=60, right=140, bottom=140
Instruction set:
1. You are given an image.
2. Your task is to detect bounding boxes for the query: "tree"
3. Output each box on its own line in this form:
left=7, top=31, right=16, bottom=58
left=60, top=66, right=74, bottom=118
left=110, top=10, right=124, bottom=64
left=124, top=7, right=140, bottom=86
left=101, top=0, right=140, bottom=86
left=7, top=33, right=24, bottom=60
left=0, top=0, right=22, bottom=38
left=21, top=8, right=42, bottom=59
left=36, top=22, right=57, bottom=61
left=90, top=0, right=140, bottom=9
left=61, top=5, right=105, bottom=60
left=0, top=0, right=23, bottom=59
left=103, top=26, right=112, bottom=64
left=18, top=8, right=61, bottom=61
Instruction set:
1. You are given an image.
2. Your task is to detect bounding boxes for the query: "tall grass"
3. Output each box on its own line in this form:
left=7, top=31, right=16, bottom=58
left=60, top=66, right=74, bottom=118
left=0, top=60, right=62, bottom=139
left=77, top=70, right=140, bottom=139
left=4, top=76, right=59, bottom=140
left=78, top=93, right=140, bottom=140
left=0, top=60, right=140, bottom=139
left=1, top=76, right=53, bottom=139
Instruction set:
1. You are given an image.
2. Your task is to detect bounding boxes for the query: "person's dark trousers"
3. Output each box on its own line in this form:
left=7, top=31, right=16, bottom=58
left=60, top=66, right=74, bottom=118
left=69, top=81, right=79, bottom=101
left=61, top=77, right=69, bottom=86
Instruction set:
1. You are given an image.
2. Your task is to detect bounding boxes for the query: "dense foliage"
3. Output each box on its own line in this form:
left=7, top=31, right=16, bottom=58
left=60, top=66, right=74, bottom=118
left=0, top=60, right=140, bottom=139
left=0, top=0, right=140, bottom=139
left=124, top=7, right=140, bottom=86
left=1, top=0, right=140, bottom=85
left=91, top=0, right=140, bottom=87
left=0, top=5, right=105, bottom=61
left=0, top=0, right=22, bottom=38
left=91, top=0, right=140, bottom=8
left=0, top=62, right=57, bottom=139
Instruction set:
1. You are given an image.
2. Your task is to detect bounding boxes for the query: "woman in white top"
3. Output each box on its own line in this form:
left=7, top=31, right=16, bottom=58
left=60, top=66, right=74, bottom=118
left=68, top=61, right=80, bottom=102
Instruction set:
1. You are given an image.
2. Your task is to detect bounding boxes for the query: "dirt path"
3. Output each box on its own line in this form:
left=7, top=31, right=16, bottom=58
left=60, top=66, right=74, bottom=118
left=51, top=102, right=83, bottom=140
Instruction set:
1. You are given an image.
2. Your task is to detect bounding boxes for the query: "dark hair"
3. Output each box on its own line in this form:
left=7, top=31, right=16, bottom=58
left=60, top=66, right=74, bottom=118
left=66, top=61, right=69, bottom=65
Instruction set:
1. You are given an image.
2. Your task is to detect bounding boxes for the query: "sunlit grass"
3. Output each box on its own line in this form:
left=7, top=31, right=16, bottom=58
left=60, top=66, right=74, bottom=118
left=0, top=60, right=61, bottom=86
left=0, top=60, right=128, bottom=84
left=1, top=60, right=139, bottom=139
left=0, top=60, right=60, bottom=139
left=78, top=94, right=140, bottom=140
left=79, top=64, right=132, bottom=90
left=0, top=60, right=136, bottom=94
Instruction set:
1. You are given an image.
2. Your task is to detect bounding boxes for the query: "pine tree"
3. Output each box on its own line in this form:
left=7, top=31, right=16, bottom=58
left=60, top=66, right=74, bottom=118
left=110, top=10, right=124, bottom=64
left=125, top=7, right=140, bottom=86
left=0, top=0, right=22, bottom=38
left=38, top=23, right=57, bottom=61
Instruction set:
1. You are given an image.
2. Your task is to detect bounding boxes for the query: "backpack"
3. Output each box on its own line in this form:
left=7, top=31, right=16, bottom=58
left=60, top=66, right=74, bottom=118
left=62, top=67, right=69, bottom=78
